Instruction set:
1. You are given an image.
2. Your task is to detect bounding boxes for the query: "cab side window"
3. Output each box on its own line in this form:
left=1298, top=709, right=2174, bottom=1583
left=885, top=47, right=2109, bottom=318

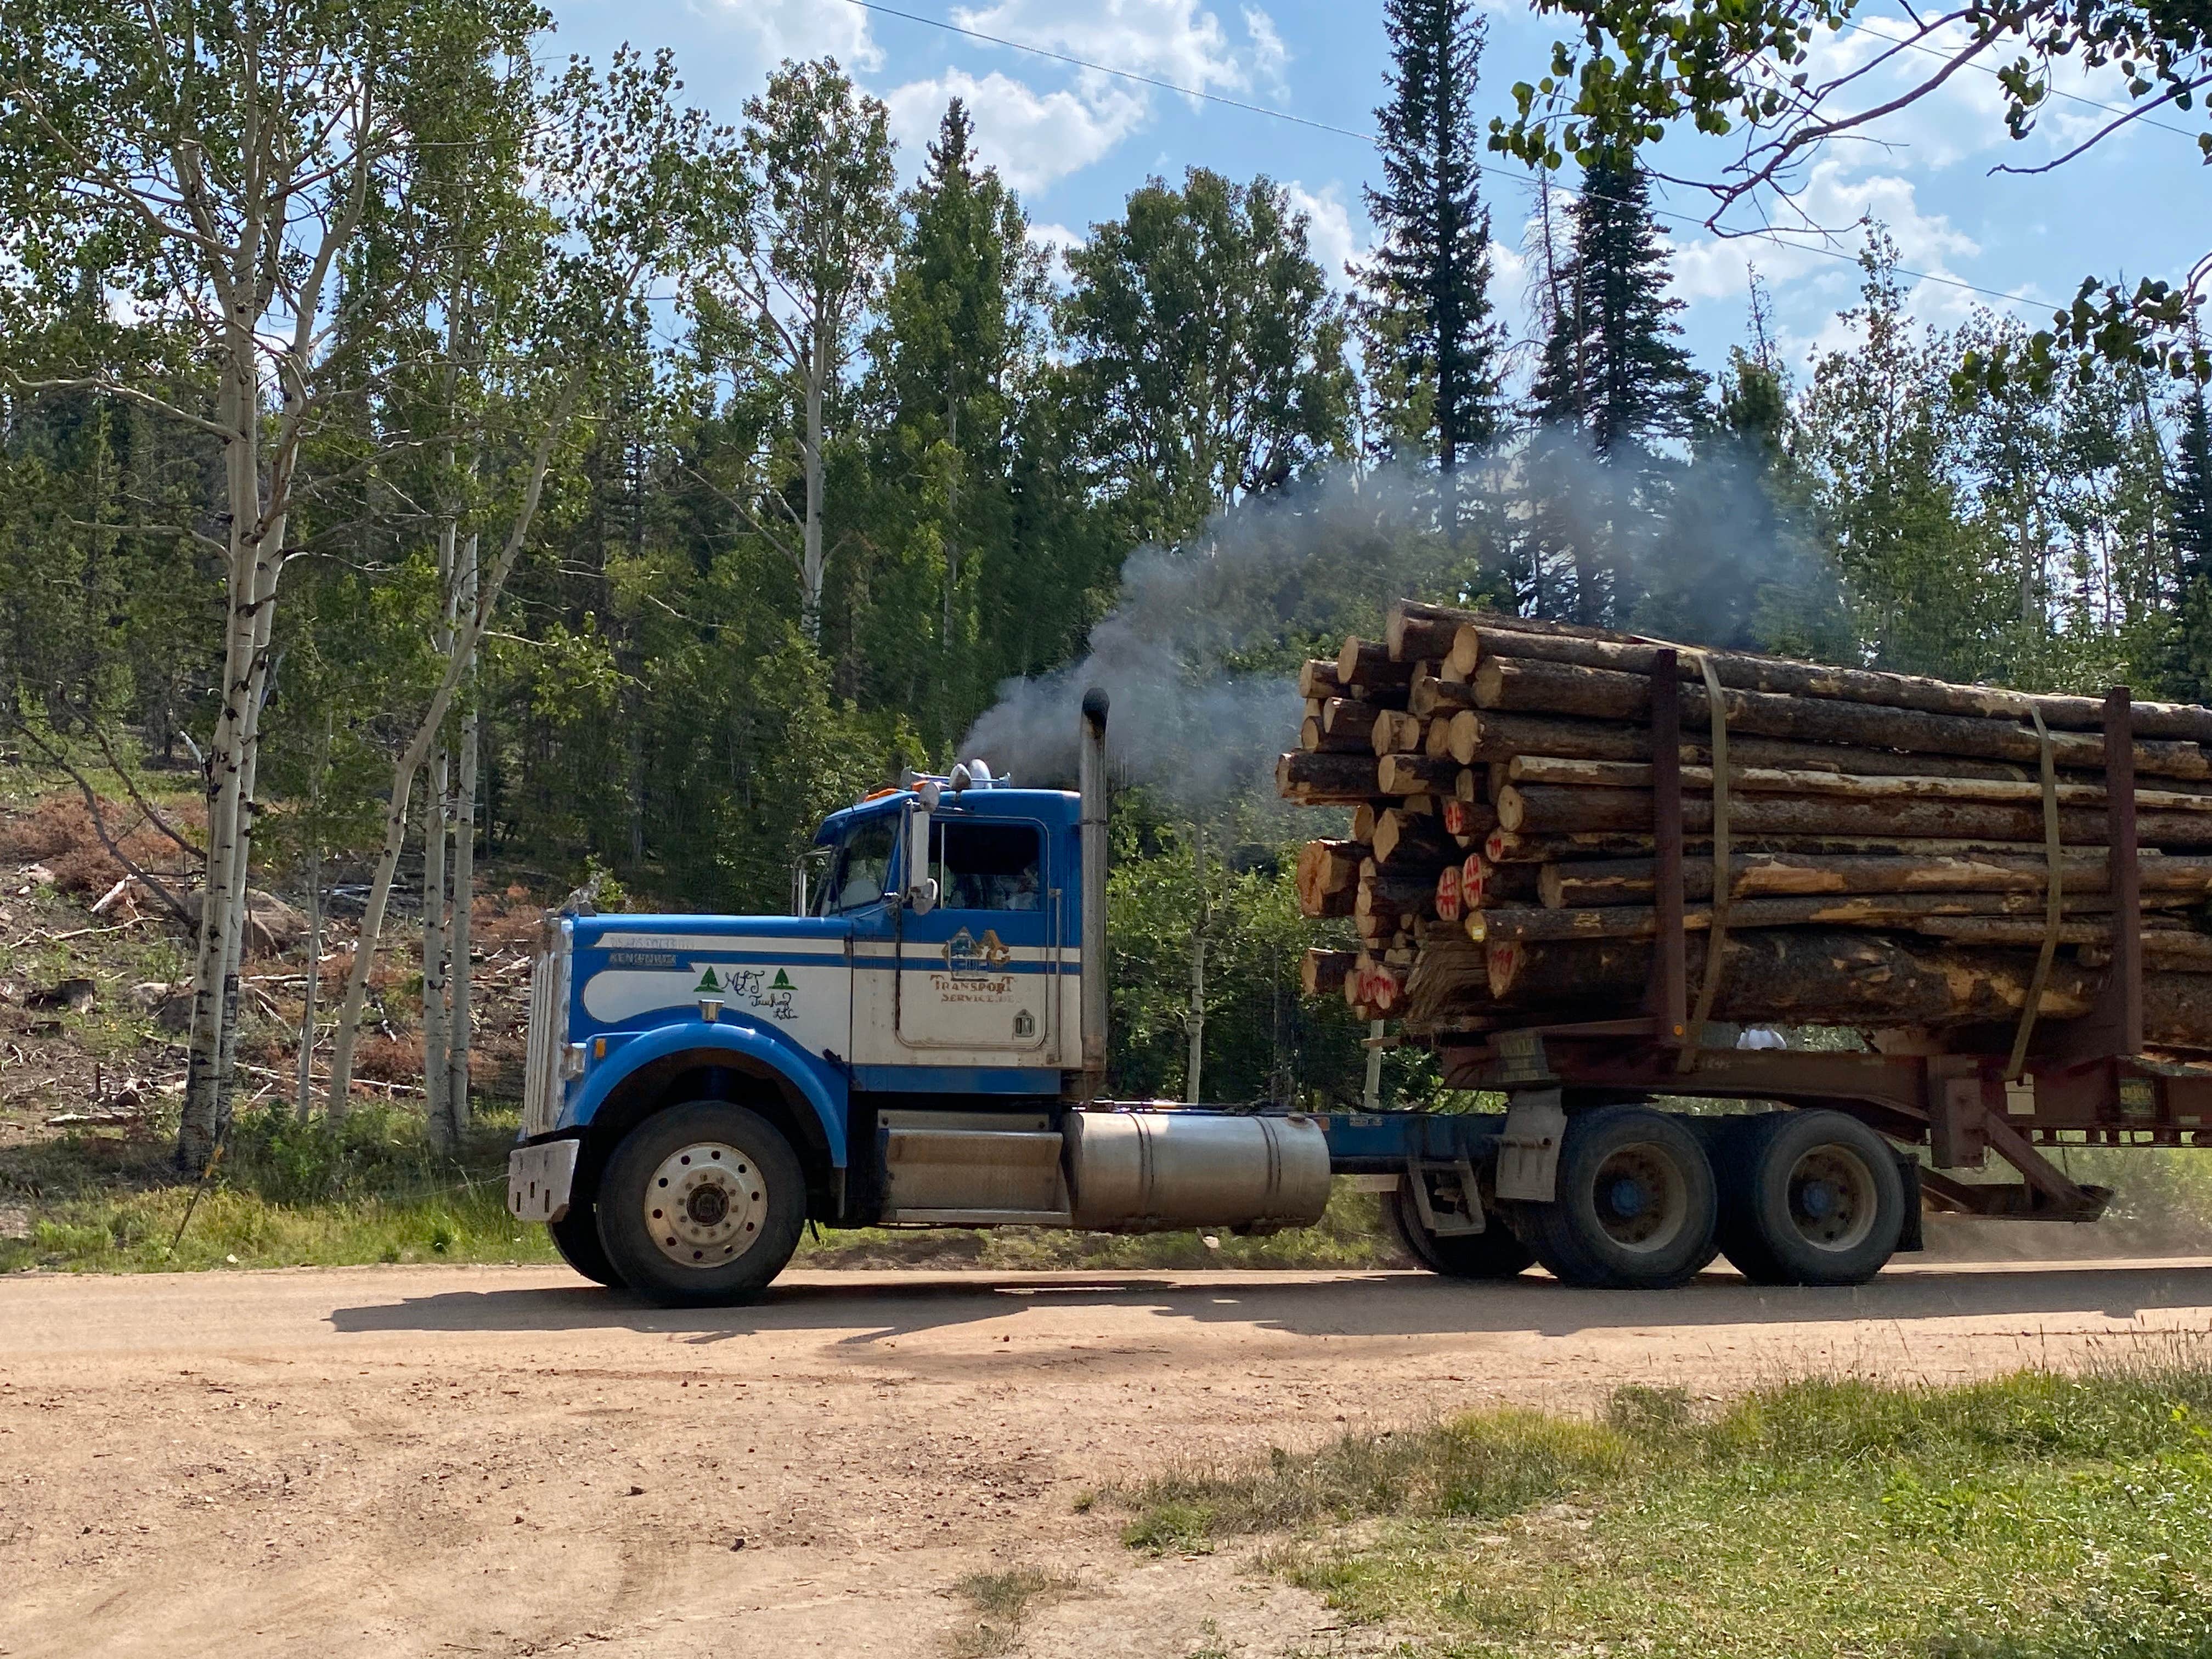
left=934, top=821, right=1041, bottom=912
left=829, top=815, right=899, bottom=913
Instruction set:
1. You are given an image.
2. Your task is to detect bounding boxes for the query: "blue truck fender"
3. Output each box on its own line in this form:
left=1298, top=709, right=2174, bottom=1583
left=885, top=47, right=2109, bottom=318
left=565, top=1019, right=850, bottom=1170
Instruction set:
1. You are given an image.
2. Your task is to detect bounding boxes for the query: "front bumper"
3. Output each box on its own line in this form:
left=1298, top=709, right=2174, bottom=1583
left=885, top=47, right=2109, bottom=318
left=507, top=1138, right=580, bottom=1224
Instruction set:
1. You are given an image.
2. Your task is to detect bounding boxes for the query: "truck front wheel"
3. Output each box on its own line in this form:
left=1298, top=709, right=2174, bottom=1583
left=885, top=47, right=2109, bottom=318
left=596, top=1102, right=806, bottom=1306
left=549, top=1200, right=624, bottom=1288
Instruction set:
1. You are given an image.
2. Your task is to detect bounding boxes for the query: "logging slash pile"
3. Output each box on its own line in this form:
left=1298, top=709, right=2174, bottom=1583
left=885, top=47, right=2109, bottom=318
left=1286, top=601, right=2212, bottom=1054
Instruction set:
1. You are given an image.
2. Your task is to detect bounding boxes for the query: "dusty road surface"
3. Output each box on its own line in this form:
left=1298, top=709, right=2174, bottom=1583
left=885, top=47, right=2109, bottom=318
left=6, top=1257, right=2212, bottom=1659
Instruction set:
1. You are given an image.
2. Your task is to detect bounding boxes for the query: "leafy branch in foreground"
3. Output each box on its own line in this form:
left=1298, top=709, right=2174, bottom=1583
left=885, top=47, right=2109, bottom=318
left=1488, top=0, right=2211, bottom=387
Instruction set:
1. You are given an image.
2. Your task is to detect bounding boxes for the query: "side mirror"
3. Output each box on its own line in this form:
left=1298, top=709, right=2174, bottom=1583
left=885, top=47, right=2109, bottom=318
left=905, top=800, right=939, bottom=916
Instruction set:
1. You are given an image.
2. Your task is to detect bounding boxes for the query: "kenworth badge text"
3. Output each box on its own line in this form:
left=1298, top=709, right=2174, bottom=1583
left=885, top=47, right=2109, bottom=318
left=509, top=689, right=1962, bottom=1305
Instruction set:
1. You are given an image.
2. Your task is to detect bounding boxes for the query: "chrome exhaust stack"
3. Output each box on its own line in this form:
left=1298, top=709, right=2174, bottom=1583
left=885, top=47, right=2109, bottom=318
left=1079, top=687, right=1110, bottom=1097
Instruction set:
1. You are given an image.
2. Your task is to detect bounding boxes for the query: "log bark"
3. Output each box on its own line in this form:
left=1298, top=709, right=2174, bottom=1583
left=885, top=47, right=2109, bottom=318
left=1387, top=605, right=1466, bottom=663
left=1502, top=754, right=2212, bottom=812
left=1299, top=659, right=1346, bottom=700
left=1486, top=829, right=2086, bottom=864
left=1493, top=783, right=2212, bottom=848
left=1278, top=752, right=1376, bottom=803
left=1301, top=716, right=1374, bottom=755
left=1444, top=711, right=2053, bottom=781
left=1356, top=867, right=1440, bottom=925
left=1472, top=656, right=2210, bottom=777
left=1337, top=638, right=1413, bottom=689
left=1472, top=891, right=2141, bottom=946
left=1321, top=698, right=1383, bottom=743
left=1296, top=839, right=1362, bottom=916
left=1487, top=930, right=2108, bottom=1027
left=1302, top=948, right=1356, bottom=995
left=1377, top=754, right=1466, bottom=796
left=1449, top=614, right=2212, bottom=744
left=1374, top=809, right=1455, bottom=868
left=1409, top=674, right=1480, bottom=719
left=1369, top=709, right=1424, bottom=755
left=1539, top=851, right=2212, bottom=907
left=1402, top=930, right=1489, bottom=1025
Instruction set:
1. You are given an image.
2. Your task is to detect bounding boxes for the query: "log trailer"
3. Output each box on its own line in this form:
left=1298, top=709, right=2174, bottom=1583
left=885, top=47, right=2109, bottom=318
left=508, top=679, right=2181, bottom=1306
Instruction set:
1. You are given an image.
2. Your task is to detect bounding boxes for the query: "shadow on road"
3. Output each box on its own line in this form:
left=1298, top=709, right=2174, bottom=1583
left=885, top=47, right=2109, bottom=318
left=325, top=1260, right=2212, bottom=1346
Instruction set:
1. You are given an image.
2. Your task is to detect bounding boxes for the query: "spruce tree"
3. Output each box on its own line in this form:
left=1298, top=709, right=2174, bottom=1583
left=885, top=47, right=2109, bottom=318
left=2169, top=380, right=2212, bottom=699
left=871, top=99, right=1046, bottom=742
left=1525, top=142, right=1707, bottom=623
left=1360, top=0, right=1501, bottom=471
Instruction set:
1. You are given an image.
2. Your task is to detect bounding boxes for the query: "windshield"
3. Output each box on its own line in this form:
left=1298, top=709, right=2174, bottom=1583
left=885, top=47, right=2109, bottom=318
left=812, top=812, right=899, bottom=916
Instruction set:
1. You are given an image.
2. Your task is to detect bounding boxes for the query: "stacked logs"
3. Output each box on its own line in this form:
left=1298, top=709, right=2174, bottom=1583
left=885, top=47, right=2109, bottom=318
left=1288, top=600, right=2212, bottom=1051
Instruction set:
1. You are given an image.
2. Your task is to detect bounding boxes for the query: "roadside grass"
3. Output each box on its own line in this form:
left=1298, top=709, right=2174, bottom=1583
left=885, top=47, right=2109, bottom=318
left=2, top=1102, right=1392, bottom=1274
left=1109, top=1355, right=2212, bottom=1657
left=0, top=1102, right=558, bottom=1272
left=947, top=1565, right=1082, bottom=1658
left=795, top=1182, right=1393, bottom=1272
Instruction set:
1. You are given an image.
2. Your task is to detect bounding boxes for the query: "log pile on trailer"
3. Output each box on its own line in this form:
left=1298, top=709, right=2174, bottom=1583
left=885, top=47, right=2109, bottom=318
left=1286, top=600, right=2212, bottom=1057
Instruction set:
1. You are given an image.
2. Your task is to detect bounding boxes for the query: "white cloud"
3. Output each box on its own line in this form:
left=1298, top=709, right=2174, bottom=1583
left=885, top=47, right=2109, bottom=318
left=1242, top=7, right=1289, bottom=98
left=885, top=70, right=1148, bottom=192
left=703, top=0, right=882, bottom=71
left=1283, top=182, right=1364, bottom=289
left=1667, top=161, right=1978, bottom=307
left=952, top=0, right=1260, bottom=97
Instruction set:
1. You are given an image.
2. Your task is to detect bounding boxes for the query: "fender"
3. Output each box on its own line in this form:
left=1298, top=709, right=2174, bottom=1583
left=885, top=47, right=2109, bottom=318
left=563, top=1018, right=849, bottom=1167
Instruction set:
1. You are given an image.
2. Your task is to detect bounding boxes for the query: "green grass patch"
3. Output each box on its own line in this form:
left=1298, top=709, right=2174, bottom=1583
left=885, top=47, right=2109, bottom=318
left=0, top=1102, right=559, bottom=1273
left=947, top=1564, right=1081, bottom=1658
left=1109, top=1357, right=2212, bottom=1657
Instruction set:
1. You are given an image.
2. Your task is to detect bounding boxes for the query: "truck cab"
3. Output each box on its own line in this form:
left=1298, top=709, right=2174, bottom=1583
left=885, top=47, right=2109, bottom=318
left=506, top=698, right=1336, bottom=1303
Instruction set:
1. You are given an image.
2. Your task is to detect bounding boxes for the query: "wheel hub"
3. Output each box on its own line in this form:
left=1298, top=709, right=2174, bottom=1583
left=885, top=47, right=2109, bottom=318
left=642, top=1142, right=766, bottom=1269
left=1786, top=1146, right=1876, bottom=1252
left=1590, top=1143, right=1688, bottom=1253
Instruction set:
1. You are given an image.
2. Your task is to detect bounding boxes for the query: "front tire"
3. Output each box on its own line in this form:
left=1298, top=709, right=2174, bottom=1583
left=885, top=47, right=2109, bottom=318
left=1715, top=1110, right=1904, bottom=1287
left=1517, top=1106, right=1718, bottom=1290
left=596, top=1102, right=806, bottom=1306
left=549, top=1200, right=624, bottom=1288
left=1386, top=1182, right=1536, bottom=1279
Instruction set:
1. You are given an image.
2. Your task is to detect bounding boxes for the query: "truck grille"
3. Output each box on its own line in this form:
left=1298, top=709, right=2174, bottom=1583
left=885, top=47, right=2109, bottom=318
left=521, top=929, right=569, bottom=1138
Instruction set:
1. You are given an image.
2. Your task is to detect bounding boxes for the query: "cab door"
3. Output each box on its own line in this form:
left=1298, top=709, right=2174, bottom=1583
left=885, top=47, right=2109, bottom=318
left=895, top=815, right=1056, bottom=1055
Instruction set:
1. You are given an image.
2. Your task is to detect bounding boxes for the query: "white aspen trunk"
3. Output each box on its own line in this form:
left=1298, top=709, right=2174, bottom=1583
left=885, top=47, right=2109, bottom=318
left=800, top=327, right=827, bottom=642
left=447, top=598, right=478, bottom=1135
left=296, top=839, right=321, bottom=1123
left=326, top=385, right=579, bottom=1114
left=178, top=359, right=268, bottom=1169
left=421, top=515, right=459, bottom=1150
left=421, top=749, right=453, bottom=1150
left=211, top=550, right=281, bottom=1131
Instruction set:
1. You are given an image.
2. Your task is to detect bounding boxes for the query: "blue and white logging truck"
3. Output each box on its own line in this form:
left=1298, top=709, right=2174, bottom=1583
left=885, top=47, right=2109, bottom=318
left=507, top=686, right=2068, bottom=1305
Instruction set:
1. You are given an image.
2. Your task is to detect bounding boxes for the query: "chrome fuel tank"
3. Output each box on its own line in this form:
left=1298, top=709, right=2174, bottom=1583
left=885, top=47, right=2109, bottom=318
left=1064, top=1109, right=1331, bottom=1234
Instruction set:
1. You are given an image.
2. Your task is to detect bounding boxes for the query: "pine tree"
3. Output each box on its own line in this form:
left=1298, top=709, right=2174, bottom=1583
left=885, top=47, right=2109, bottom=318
left=870, top=98, right=1047, bottom=745
left=1525, top=142, right=1707, bottom=623
left=1359, top=0, right=1502, bottom=471
left=2169, top=379, right=2212, bottom=699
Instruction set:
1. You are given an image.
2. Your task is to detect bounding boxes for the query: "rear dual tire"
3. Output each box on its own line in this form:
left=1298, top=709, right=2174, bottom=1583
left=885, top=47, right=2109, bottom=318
left=1514, top=1106, right=1719, bottom=1290
left=1386, top=1182, right=1536, bottom=1279
left=1714, top=1109, right=1905, bottom=1288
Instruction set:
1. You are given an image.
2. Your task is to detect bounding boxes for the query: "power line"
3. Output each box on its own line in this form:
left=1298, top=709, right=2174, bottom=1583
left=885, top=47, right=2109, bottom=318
left=839, top=0, right=2086, bottom=315
left=1832, top=12, right=2201, bottom=143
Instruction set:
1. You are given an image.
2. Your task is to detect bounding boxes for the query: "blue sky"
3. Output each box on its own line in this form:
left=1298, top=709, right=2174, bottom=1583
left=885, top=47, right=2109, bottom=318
left=543, top=0, right=2205, bottom=383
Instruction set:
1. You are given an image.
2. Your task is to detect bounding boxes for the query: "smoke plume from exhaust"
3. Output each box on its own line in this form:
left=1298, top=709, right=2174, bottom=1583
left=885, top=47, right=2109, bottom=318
left=958, top=437, right=1838, bottom=806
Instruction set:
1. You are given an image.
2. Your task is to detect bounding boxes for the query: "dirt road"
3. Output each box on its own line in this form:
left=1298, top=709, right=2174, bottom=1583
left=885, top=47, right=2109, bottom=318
left=6, top=1258, right=2212, bottom=1659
